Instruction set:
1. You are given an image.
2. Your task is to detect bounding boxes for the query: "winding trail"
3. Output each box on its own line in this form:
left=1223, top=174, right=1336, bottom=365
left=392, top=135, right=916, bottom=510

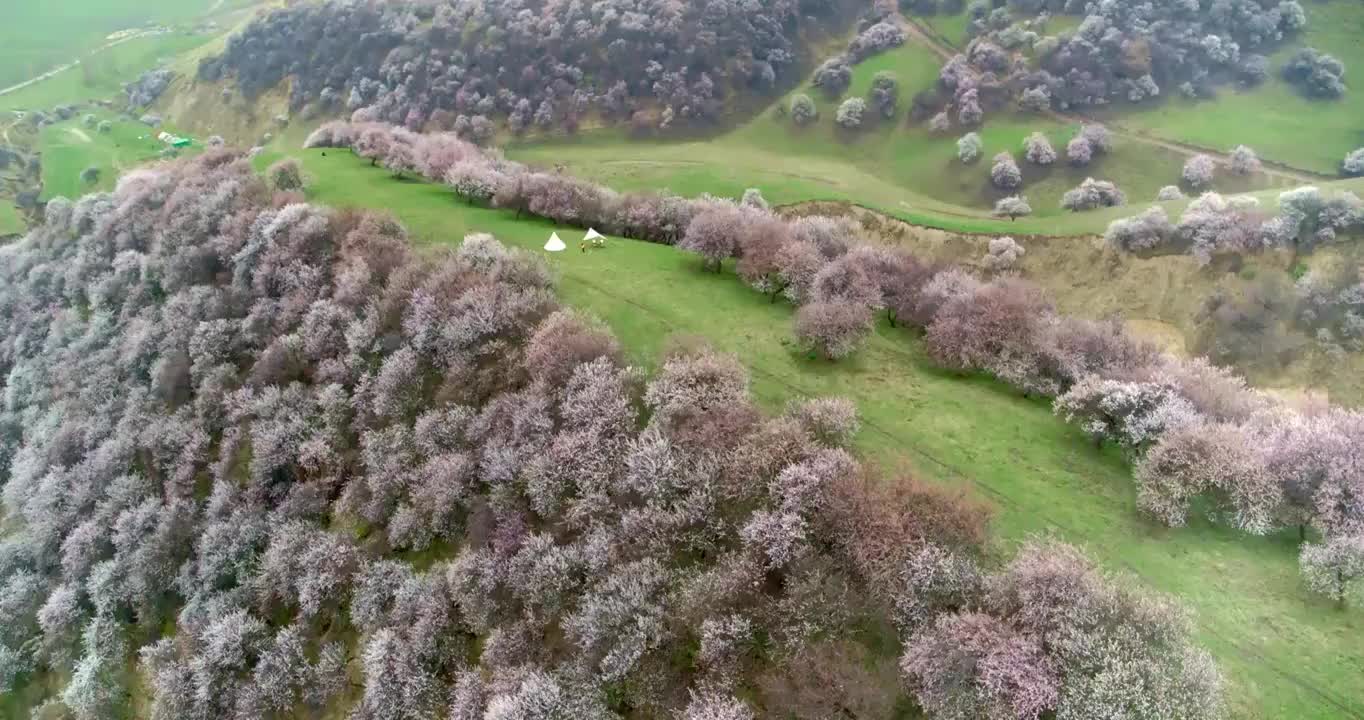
left=899, top=18, right=1330, bottom=185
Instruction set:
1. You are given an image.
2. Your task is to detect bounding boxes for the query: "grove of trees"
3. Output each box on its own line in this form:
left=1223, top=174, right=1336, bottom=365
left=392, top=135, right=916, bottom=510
left=199, top=0, right=865, bottom=135
left=0, top=145, right=1230, bottom=719
left=926, top=0, right=1312, bottom=124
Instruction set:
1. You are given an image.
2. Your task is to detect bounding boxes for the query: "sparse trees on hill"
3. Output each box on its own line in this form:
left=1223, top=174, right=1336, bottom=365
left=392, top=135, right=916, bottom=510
left=1157, top=185, right=1186, bottom=201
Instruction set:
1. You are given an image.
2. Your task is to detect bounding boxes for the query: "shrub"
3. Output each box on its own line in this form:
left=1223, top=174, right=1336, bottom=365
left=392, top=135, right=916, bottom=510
left=929, top=111, right=951, bottom=133
left=835, top=97, right=868, bottom=129
left=957, top=132, right=983, bottom=163
left=1182, top=154, right=1217, bottom=189
left=990, top=152, right=1022, bottom=190
left=1105, top=206, right=1174, bottom=252
left=813, top=57, right=853, bottom=98
left=992, top=195, right=1032, bottom=221
left=266, top=159, right=304, bottom=191
left=1282, top=47, right=1346, bottom=99
left=1300, top=534, right=1364, bottom=606
left=790, top=94, right=818, bottom=126
left=1061, top=178, right=1126, bottom=212
left=869, top=71, right=899, bottom=119
left=956, top=88, right=983, bottom=126
left=1229, top=145, right=1261, bottom=175
left=981, top=236, right=1025, bottom=271
left=1157, top=185, right=1185, bottom=201
left=1066, top=136, right=1093, bottom=166
left=1343, top=148, right=1364, bottom=177
left=1023, top=132, right=1056, bottom=165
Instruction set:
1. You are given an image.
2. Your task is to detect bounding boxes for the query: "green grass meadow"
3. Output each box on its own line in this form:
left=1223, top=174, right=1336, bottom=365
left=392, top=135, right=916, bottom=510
left=0, top=202, right=23, bottom=236
left=38, top=111, right=187, bottom=200
left=253, top=143, right=1364, bottom=720
left=0, top=0, right=230, bottom=89
left=0, top=31, right=218, bottom=113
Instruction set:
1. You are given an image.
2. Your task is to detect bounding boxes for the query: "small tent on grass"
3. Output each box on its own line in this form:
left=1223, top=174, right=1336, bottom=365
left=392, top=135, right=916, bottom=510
left=584, top=228, right=604, bottom=247
left=544, top=232, right=566, bottom=252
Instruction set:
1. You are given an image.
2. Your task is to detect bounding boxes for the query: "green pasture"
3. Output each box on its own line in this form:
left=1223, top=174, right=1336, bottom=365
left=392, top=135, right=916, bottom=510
left=0, top=0, right=229, bottom=89
left=0, top=32, right=217, bottom=114
left=39, top=112, right=189, bottom=200
left=252, top=143, right=1364, bottom=720
left=0, top=202, right=23, bottom=235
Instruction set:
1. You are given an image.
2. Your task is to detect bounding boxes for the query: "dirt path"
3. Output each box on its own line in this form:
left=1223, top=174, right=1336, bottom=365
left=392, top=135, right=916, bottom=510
left=899, top=18, right=1329, bottom=185
left=600, top=158, right=846, bottom=187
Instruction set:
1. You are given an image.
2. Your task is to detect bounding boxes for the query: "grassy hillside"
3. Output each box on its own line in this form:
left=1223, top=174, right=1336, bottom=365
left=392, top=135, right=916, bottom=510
left=0, top=0, right=240, bottom=89
left=38, top=111, right=190, bottom=200
left=0, top=201, right=23, bottom=236
left=0, top=31, right=218, bottom=113
left=253, top=139, right=1364, bottom=720
left=510, top=38, right=1304, bottom=236
left=1105, top=1, right=1364, bottom=175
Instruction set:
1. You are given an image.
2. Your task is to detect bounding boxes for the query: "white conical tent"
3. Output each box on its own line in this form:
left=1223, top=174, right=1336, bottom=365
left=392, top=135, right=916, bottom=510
left=544, top=232, right=566, bottom=252
left=584, top=228, right=604, bottom=242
